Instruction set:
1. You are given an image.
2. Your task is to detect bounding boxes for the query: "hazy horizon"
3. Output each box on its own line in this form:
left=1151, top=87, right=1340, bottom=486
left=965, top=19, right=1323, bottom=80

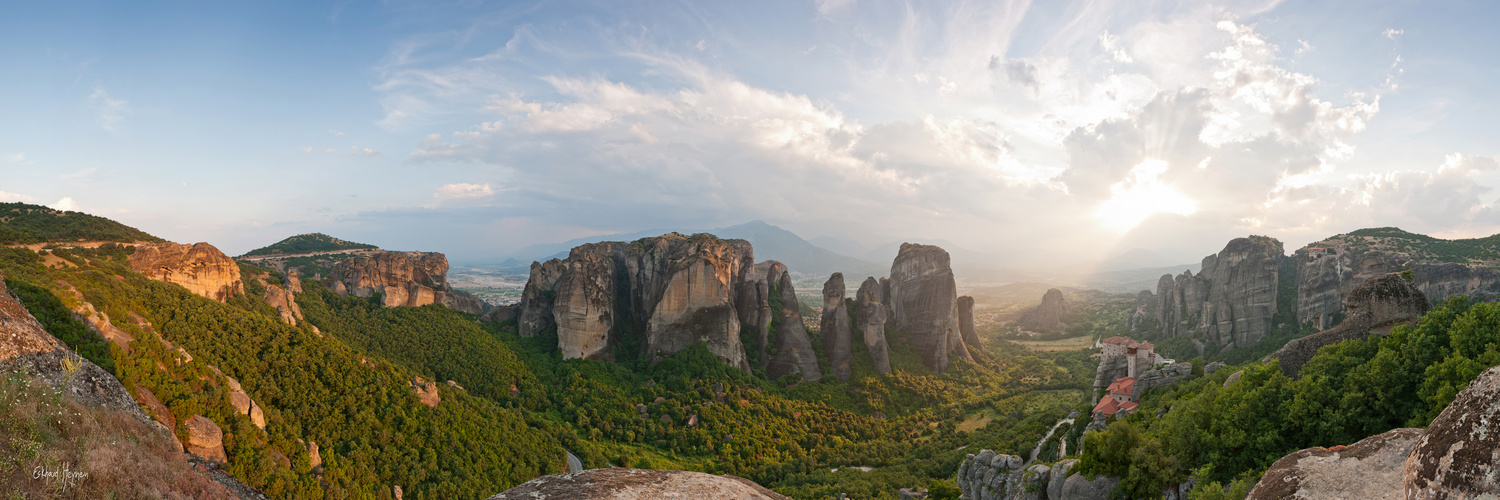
left=6, top=0, right=1500, bottom=267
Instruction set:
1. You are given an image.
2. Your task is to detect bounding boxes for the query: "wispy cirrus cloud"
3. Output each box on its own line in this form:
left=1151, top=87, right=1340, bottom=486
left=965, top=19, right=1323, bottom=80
left=89, top=86, right=129, bottom=132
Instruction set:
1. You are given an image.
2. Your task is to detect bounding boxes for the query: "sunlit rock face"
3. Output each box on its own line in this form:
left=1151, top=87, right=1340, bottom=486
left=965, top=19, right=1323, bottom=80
left=887, top=243, right=972, bottom=373
left=329, top=250, right=484, bottom=314
left=129, top=242, right=244, bottom=302
left=518, top=233, right=756, bottom=372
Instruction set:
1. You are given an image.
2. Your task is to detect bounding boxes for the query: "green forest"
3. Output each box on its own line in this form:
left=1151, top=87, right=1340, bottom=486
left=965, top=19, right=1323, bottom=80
left=241, top=233, right=378, bottom=257
left=0, top=202, right=164, bottom=245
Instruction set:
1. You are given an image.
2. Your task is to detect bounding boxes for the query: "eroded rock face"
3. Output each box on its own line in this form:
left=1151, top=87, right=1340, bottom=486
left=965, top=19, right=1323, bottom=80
left=520, top=234, right=755, bottom=372
left=857, top=277, right=891, bottom=374
left=185, top=415, right=228, bottom=464
left=487, top=468, right=791, bottom=500
left=820, top=273, right=853, bottom=382
left=1017, top=288, right=1071, bottom=333
left=763, top=262, right=822, bottom=382
left=0, top=271, right=64, bottom=360
left=263, top=284, right=302, bottom=325
left=888, top=243, right=972, bottom=373
left=410, top=377, right=440, bottom=407
left=1248, top=427, right=1421, bottom=500
left=1296, top=237, right=1500, bottom=330
left=328, top=251, right=484, bottom=314
left=1404, top=365, right=1500, bottom=498
left=129, top=242, right=244, bottom=302
left=957, top=295, right=984, bottom=357
left=481, top=304, right=519, bottom=323
left=1151, top=236, right=1284, bottom=349
left=1265, top=273, right=1429, bottom=378
left=956, top=450, right=1046, bottom=500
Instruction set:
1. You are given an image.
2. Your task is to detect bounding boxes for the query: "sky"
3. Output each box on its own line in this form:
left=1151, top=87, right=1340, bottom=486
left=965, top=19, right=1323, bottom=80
left=3, top=0, right=1500, bottom=266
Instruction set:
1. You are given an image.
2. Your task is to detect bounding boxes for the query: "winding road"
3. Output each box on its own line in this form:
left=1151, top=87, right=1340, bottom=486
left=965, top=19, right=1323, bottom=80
left=1026, top=417, right=1075, bottom=466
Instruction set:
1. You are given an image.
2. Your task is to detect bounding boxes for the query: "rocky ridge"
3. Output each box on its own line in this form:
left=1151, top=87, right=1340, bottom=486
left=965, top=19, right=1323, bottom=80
left=1148, top=236, right=1284, bottom=349
left=1265, top=272, right=1430, bottom=378
left=328, top=250, right=485, bottom=314
left=129, top=242, right=245, bottom=302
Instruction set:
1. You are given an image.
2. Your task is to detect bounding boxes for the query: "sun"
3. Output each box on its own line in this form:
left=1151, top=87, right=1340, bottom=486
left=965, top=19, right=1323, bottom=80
left=1094, top=158, right=1198, bottom=231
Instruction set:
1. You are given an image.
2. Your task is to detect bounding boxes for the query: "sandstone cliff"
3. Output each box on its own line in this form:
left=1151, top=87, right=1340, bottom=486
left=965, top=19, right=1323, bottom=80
left=1295, top=228, right=1500, bottom=330
left=820, top=273, right=853, bottom=382
left=755, top=261, right=823, bottom=381
left=1265, top=273, right=1429, bottom=378
left=1150, top=236, right=1284, bottom=349
left=855, top=277, right=892, bottom=374
left=328, top=250, right=485, bottom=314
left=129, top=242, right=244, bottom=302
left=487, top=468, right=791, bottom=499
left=1016, top=288, right=1071, bottom=333
left=888, top=243, right=973, bottom=373
left=516, top=233, right=756, bottom=372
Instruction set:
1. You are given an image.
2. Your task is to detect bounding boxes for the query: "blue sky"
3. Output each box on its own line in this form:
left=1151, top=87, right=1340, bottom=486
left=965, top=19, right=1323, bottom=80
left=4, top=0, right=1499, bottom=265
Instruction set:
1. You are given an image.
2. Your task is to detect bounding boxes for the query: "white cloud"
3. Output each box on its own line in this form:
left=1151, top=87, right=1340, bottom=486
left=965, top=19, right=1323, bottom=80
left=435, top=183, right=495, bottom=200
left=1099, top=31, right=1134, bottom=63
left=0, top=191, right=36, bottom=203
left=50, top=197, right=79, bottom=211
left=89, top=86, right=129, bottom=132
left=348, top=147, right=380, bottom=157
left=1383, top=28, right=1403, bottom=40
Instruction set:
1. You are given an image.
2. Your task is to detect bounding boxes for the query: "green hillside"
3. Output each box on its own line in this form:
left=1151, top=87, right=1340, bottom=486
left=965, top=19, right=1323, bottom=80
left=1309, top=226, right=1500, bottom=264
left=0, top=202, right=164, bottom=245
left=241, top=233, right=377, bottom=257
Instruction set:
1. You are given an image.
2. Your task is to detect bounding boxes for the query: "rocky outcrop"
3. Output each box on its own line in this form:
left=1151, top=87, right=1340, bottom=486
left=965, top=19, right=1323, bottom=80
left=955, top=450, right=1037, bottom=500
left=762, top=261, right=822, bottom=382
left=410, top=376, right=440, bottom=407
left=185, top=415, right=228, bottom=463
left=263, top=284, right=302, bottom=325
left=519, top=260, right=567, bottom=337
left=856, top=277, right=891, bottom=374
left=1295, top=235, right=1500, bottom=330
left=1404, top=364, right=1500, bottom=498
left=517, top=234, right=756, bottom=372
left=1150, top=236, right=1284, bottom=349
left=1016, top=288, right=1071, bottom=333
left=1265, top=273, right=1429, bottom=378
left=1248, top=427, right=1422, bottom=500
left=1136, top=363, right=1193, bottom=393
left=888, top=243, right=973, bottom=373
left=487, top=468, right=791, bottom=500
left=0, top=271, right=64, bottom=360
left=1126, top=290, right=1155, bottom=332
left=481, top=304, right=519, bottom=323
left=129, top=242, right=244, bottom=302
left=958, top=296, right=984, bottom=356
left=328, top=250, right=484, bottom=314
left=820, top=273, right=853, bottom=382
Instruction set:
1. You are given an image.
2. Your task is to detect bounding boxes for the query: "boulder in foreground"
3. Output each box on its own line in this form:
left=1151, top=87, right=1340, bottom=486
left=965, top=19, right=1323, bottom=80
left=487, top=468, right=790, bottom=499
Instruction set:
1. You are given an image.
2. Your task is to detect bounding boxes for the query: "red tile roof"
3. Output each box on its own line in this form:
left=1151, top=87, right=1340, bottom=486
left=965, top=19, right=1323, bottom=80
left=1106, top=377, right=1137, bottom=396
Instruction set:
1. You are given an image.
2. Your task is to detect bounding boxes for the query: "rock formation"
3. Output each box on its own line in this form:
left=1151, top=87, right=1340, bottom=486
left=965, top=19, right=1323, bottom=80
left=1126, top=290, right=1155, bottom=332
left=1295, top=231, right=1500, bottom=330
left=129, top=242, right=244, bottom=302
left=410, top=376, right=441, bottom=407
left=856, top=277, right=891, bottom=374
left=328, top=250, right=485, bottom=314
left=1135, top=363, right=1193, bottom=393
left=1403, top=364, right=1500, bottom=498
left=1149, top=236, right=1284, bottom=349
left=957, top=452, right=1134, bottom=500
left=481, top=304, right=519, bottom=323
left=957, top=295, right=984, bottom=356
left=888, top=243, right=973, bottom=373
left=1265, top=273, right=1429, bottom=378
left=185, top=415, right=228, bottom=463
left=516, top=233, right=757, bottom=372
left=263, top=284, right=302, bottom=325
left=1248, top=427, right=1422, bottom=500
left=487, top=468, right=791, bottom=499
left=820, top=273, right=853, bottom=382
left=0, top=271, right=64, bottom=360
left=760, top=261, right=822, bottom=382
left=1016, top=288, right=1071, bottom=333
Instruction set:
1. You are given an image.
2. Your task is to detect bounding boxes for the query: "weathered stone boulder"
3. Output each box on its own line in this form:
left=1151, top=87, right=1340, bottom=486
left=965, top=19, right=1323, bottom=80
left=821, top=273, right=853, bottom=382
left=888, top=243, right=973, bottom=373
left=185, top=415, right=228, bottom=463
left=1136, top=363, right=1193, bottom=392
left=856, top=277, right=892, bottom=374
left=763, top=262, right=822, bottom=382
left=1047, top=459, right=1079, bottom=500
left=957, top=296, right=984, bottom=356
left=1152, top=236, right=1284, bottom=348
left=956, top=450, right=1039, bottom=500
left=519, top=234, right=756, bottom=372
left=1247, top=427, right=1421, bottom=500
left=410, top=377, right=440, bottom=407
left=1059, top=473, right=1119, bottom=500
left=328, top=250, right=483, bottom=314
left=1265, top=273, right=1429, bottom=378
left=129, top=242, right=244, bottom=302
left=1404, top=364, right=1500, bottom=498
left=1016, top=288, right=1071, bottom=333
left=263, top=284, right=302, bottom=325
left=488, top=468, right=791, bottom=499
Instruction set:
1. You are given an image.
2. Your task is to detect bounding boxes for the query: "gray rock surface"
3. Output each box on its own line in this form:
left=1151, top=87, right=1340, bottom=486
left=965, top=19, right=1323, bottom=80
left=856, top=277, right=891, bottom=374
left=519, top=259, right=567, bottom=337
left=957, top=295, right=984, bottom=356
left=1265, top=273, right=1429, bottom=378
left=487, top=468, right=791, bottom=499
left=1016, top=288, right=1070, bottom=333
left=1247, top=427, right=1422, bottom=500
left=1151, top=236, right=1284, bottom=349
left=1136, top=363, right=1193, bottom=392
left=1404, top=364, right=1500, bottom=498
left=1295, top=236, right=1500, bottom=330
left=763, top=262, right=822, bottom=382
left=480, top=304, right=519, bottom=322
left=888, top=243, right=973, bottom=373
left=821, top=273, right=852, bottom=382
